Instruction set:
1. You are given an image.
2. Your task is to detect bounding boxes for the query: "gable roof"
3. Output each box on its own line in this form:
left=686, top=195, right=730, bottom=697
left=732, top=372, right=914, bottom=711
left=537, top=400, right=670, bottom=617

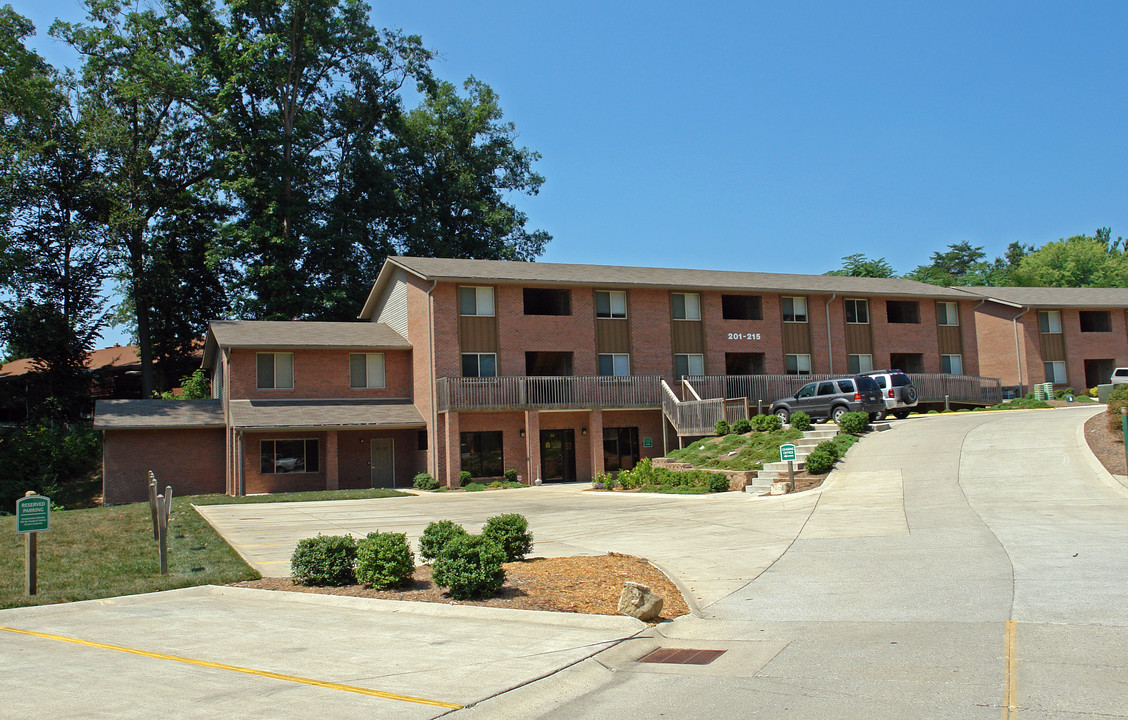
left=94, top=399, right=225, bottom=429
left=959, top=286, right=1128, bottom=308
left=202, top=321, right=411, bottom=368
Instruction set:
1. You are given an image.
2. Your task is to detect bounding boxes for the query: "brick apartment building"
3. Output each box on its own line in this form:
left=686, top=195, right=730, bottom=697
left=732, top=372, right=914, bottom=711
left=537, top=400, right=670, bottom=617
left=95, top=256, right=1128, bottom=503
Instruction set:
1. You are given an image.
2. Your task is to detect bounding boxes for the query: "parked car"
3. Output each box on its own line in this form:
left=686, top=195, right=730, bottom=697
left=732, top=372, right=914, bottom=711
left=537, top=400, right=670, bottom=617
left=1111, top=368, right=1128, bottom=385
left=770, top=375, right=886, bottom=424
left=866, top=369, right=919, bottom=419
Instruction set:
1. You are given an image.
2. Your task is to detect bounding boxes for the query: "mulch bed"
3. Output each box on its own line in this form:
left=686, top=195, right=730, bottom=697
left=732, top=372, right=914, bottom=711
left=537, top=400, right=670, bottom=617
left=232, top=552, right=690, bottom=622
left=1084, top=410, right=1127, bottom=476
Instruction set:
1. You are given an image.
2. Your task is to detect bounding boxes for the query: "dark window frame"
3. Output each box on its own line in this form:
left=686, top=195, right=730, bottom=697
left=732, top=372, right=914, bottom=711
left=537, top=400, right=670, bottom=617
left=460, top=431, right=504, bottom=478
left=721, top=294, right=763, bottom=320
left=603, top=427, right=640, bottom=473
left=1079, top=310, right=1112, bottom=333
left=523, top=287, right=572, bottom=316
left=886, top=300, right=921, bottom=324
left=260, top=438, right=319, bottom=475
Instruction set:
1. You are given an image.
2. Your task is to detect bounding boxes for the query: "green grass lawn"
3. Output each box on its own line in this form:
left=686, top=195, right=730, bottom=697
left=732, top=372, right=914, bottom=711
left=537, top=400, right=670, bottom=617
left=666, top=428, right=803, bottom=471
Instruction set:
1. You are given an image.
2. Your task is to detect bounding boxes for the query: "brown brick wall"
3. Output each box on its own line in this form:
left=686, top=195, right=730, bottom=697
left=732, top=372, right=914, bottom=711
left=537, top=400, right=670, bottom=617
left=103, top=428, right=226, bottom=505
left=227, top=348, right=413, bottom=400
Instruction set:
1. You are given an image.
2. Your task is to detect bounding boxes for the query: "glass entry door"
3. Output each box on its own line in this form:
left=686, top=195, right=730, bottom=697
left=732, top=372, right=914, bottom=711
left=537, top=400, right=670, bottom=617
left=540, top=429, right=576, bottom=482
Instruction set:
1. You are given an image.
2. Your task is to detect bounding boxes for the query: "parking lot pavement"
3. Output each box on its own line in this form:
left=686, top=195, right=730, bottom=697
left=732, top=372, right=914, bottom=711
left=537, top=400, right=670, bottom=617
left=0, top=585, right=643, bottom=720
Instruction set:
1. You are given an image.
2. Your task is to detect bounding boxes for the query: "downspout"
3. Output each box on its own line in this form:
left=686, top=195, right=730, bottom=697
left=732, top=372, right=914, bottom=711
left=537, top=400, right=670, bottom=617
left=826, top=293, right=837, bottom=373
left=1012, top=306, right=1031, bottom=394
left=237, top=430, right=245, bottom=496
left=427, top=280, right=439, bottom=479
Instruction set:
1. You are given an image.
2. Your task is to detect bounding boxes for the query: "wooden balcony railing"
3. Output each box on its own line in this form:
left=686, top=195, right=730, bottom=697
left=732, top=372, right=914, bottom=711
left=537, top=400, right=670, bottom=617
left=435, top=375, right=663, bottom=412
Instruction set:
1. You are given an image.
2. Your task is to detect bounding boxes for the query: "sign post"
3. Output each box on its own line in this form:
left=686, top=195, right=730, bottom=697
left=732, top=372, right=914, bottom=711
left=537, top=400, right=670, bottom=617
left=779, top=444, right=797, bottom=485
left=17, top=491, right=50, bottom=596
left=156, top=485, right=173, bottom=575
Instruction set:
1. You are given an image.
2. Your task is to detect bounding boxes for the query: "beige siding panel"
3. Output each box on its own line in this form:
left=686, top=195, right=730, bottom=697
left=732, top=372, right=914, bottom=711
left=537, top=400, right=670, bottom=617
left=844, top=323, right=873, bottom=355
left=595, top=318, right=631, bottom=353
left=782, top=322, right=811, bottom=354
left=671, top=320, right=705, bottom=353
left=460, top=316, right=498, bottom=353
left=1040, top=333, right=1066, bottom=362
left=373, top=267, right=409, bottom=339
left=937, top=325, right=963, bottom=355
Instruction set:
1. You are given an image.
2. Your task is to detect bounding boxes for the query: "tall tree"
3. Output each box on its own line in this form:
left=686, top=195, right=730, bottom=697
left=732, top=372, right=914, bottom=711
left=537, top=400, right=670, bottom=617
left=905, top=241, right=1022, bottom=287
left=824, top=253, right=895, bottom=278
left=1011, top=229, right=1128, bottom=287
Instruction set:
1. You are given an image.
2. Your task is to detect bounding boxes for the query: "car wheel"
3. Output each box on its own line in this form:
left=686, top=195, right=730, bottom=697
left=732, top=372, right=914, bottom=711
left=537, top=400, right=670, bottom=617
left=869, top=411, right=884, bottom=422
left=774, top=408, right=790, bottom=424
left=831, top=406, right=847, bottom=424
left=891, top=409, right=910, bottom=419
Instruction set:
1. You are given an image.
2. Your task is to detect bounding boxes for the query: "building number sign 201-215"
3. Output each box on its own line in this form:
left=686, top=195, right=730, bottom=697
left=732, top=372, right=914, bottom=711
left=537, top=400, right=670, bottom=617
left=727, top=333, right=762, bottom=341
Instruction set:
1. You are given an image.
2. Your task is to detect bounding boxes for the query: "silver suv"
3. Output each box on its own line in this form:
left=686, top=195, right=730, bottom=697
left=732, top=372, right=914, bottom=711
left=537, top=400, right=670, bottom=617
left=866, top=370, right=918, bottom=419
left=770, top=375, right=886, bottom=424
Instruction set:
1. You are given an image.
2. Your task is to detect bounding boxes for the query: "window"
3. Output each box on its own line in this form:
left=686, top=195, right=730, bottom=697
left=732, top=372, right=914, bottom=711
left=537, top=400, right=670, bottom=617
left=417, top=430, right=428, bottom=451
left=256, top=352, right=294, bottom=389
left=886, top=300, right=921, bottom=324
left=1079, top=310, right=1111, bottom=333
left=1044, top=361, right=1066, bottom=384
left=847, top=354, right=873, bottom=373
left=260, top=439, right=319, bottom=474
left=523, top=288, right=571, bottom=316
left=796, top=383, right=816, bottom=398
left=782, top=297, right=808, bottom=323
left=349, top=353, right=386, bottom=388
left=603, top=427, right=640, bottom=472
left=817, top=382, right=837, bottom=396
left=595, top=291, right=627, bottom=319
left=598, top=353, right=630, bottom=377
left=721, top=294, right=762, bottom=320
left=461, top=353, right=497, bottom=378
left=674, top=353, right=704, bottom=378
left=941, top=354, right=963, bottom=375
left=461, top=431, right=503, bottom=478
left=671, top=293, right=701, bottom=320
left=459, top=286, right=495, bottom=316
left=890, top=353, right=924, bottom=373
left=526, top=352, right=573, bottom=376
left=836, top=379, right=856, bottom=393
left=725, top=352, right=764, bottom=375
left=785, top=354, right=811, bottom=375
left=844, top=299, right=869, bottom=324
left=1038, top=310, right=1062, bottom=334
left=937, top=302, right=959, bottom=326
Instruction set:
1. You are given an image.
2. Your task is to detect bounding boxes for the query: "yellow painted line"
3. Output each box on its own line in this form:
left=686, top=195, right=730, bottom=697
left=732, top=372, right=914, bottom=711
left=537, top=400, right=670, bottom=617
left=0, top=625, right=462, bottom=709
left=1002, top=620, right=1018, bottom=720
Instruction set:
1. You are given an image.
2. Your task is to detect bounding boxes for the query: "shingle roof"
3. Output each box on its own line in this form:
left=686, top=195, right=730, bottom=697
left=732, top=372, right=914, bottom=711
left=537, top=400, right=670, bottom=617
left=2, top=345, right=141, bottom=379
left=228, top=399, right=426, bottom=431
left=202, top=321, right=410, bottom=368
left=960, top=286, right=1128, bottom=308
left=382, top=256, right=974, bottom=299
left=94, top=399, right=225, bottom=429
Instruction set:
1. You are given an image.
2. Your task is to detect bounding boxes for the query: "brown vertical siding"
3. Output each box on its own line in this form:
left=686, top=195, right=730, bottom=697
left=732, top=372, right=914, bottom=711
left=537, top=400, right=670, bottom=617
left=1040, top=332, right=1066, bottom=362
left=459, top=316, right=499, bottom=353
left=844, top=323, right=873, bottom=355
left=781, top=322, right=812, bottom=354
left=937, top=325, right=963, bottom=355
left=595, top=318, right=631, bottom=353
left=671, top=320, right=705, bottom=354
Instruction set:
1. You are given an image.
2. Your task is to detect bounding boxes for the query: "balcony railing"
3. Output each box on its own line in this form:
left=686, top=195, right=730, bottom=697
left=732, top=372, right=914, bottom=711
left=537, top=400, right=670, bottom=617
left=436, top=375, right=663, bottom=412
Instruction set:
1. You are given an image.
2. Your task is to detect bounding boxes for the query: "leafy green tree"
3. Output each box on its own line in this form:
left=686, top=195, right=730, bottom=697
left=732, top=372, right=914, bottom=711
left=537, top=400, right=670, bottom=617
left=905, top=241, right=1022, bottom=287
left=157, top=368, right=210, bottom=399
left=825, top=253, right=895, bottom=278
left=1011, top=229, right=1128, bottom=287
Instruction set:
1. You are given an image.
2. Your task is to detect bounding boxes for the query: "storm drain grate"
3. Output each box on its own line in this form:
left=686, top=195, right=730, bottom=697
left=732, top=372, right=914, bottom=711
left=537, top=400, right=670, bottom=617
left=638, top=648, right=726, bottom=665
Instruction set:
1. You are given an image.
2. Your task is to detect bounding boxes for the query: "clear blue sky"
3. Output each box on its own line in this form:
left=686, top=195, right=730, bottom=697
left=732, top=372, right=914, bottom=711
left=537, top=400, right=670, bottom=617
left=13, top=1, right=1128, bottom=343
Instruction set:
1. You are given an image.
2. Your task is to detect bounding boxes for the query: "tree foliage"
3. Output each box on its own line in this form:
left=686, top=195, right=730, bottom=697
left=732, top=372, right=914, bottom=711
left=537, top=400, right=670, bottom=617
left=1011, top=229, right=1128, bottom=288
left=904, top=241, right=1026, bottom=287
left=825, top=253, right=895, bottom=278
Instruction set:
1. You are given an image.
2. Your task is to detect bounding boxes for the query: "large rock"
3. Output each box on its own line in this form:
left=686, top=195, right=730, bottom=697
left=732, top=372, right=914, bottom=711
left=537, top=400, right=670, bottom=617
left=770, top=481, right=793, bottom=495
left=618, top=581, right=664, bottom=620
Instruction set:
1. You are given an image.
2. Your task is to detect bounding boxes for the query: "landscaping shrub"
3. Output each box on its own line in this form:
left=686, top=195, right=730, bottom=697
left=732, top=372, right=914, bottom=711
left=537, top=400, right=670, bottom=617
left=789, top=411, right=811, bottom=431
left=1106, top=384, right=1128, bottom=431
left=412, top=472, right=439, bottom=490
left=804, top=447, right=836, bottom=474
left=355, top=531, right=415, bottom=589
left=431, top=534, right=507, bottom=599
left=731, top=418, right=752, bottom=434
left=464, top=482, right=487, bottom=491
left=836, top=411, right=870, bottom=435
left=591, top=471, right=616, bottom=490
left=504, top=468, right=519, bottom=483
left=713, top=419, right=730, bottom=436
left=290, top=534, right=357, bottom=586
left=419, top=520, right=468, bottom=563
left=707, top=474, right=730, bottom=493
left=459, top=470, right=473, bottom=487
left=616, top=458, right=728, bottom=493
left=751, top=414, right=783, bottom=432
left=482, top=513, right=533, bottom=561
left=1089, top=387, right=1100, bottom=398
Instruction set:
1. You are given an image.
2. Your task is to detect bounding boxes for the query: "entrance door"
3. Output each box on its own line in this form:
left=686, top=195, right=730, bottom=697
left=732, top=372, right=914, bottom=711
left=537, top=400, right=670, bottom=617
left=370, top=438, right=395, bottom=488
left=540, top=429, right=576, bottom=482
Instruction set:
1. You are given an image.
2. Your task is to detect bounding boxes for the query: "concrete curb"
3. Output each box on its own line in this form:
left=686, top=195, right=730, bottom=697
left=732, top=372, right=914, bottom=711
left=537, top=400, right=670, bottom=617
left=1074, top=410, right=1128, bottom=498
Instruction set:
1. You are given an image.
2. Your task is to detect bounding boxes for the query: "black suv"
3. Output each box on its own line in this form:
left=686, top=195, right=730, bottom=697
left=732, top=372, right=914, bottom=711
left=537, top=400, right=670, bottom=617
left=770, top=375, right=886, bottom=424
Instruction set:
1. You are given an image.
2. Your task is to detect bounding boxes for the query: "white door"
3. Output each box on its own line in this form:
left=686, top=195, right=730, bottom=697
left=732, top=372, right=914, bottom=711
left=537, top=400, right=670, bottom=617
left=370, top=438, right=395, bottom=488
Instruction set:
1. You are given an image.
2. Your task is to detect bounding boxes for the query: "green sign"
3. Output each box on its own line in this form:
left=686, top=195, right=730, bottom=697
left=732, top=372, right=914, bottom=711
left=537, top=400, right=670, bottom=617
left=643, top=437, right=653, bottom=448
left=779, top=444, right=797, bottom=462
left=16, top=495, right=50, bottom=534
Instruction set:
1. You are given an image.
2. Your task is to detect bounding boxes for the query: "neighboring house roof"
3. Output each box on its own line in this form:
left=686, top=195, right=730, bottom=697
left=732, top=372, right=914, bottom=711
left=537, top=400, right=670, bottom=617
left=357, top=256, right=974, bottom=318
left=201, top=321, right=412, bottom=368
left=959, top=286, right=1128, bottom=308
left=94, top=399, right=225, bottom=429
left=1, top=344, right=141, bottom=379
left=228, top=399, right=426, bottom=431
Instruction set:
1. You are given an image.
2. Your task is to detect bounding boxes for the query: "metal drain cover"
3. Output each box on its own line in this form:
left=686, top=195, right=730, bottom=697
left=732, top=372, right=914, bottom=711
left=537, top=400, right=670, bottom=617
left=638, top=648, right=726, bottom=665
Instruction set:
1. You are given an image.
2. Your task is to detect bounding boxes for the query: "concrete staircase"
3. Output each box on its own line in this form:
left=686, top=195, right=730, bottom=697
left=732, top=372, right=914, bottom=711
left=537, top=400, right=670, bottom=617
left=745, top=421, right=891, bottom=493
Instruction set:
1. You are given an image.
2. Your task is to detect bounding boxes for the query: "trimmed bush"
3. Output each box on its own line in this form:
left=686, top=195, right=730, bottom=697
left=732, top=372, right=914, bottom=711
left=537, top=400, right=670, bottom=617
left=707, top=474, right=730, bottom=493
left=290, top=534, right=357, bottom=586
left=751, top=414, right=783, bottom=432
left=836, top=411, right=870, bottom=435
left=419, top=520, right=468, bottom=563
left=1106, top=384, right=1128, bottom=431
left=356, top=531, right=415, bottom=589
left=790, top=411, right=811, bottom=431
left=482, top=513, right=533, bottom=561
left=459, top=470, right=473, bottom=487
left=591, top=471, right=616, bottom=490
left=431, top=534, right=507, bottom=599
left=804, top=447, right=836, bottom=474
left=413, top=472, right=439, bottom=490
left=504, top=468, right=519, bottom=483
left=713, top=419, right=731, bottom=436
left=731, top=418, right=752, bottom=434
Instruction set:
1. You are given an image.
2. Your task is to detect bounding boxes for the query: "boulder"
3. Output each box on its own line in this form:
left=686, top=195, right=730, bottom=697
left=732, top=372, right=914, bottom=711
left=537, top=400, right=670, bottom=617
left=770, top=481, right=793, bottom=495
left=617, top=581, right=664, bottom=621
